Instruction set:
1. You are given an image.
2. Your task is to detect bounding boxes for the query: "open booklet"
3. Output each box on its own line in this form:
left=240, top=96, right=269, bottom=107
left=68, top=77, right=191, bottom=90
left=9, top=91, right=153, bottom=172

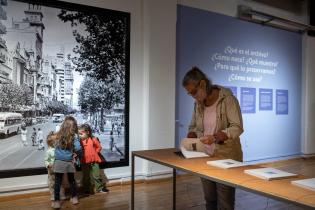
left=207, top=159, right=247, bottom=169
left=291, top=178, right=315, bottom=191
left=179, top=138, right=213, bottom=159
left=244, top=167, right=298, bottom=180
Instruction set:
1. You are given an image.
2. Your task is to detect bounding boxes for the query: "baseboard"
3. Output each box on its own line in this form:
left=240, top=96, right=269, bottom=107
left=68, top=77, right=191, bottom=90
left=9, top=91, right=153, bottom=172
left=301, top=153, right=315, bottom=159
left=0, top=171, right=190, bottom=200
left=108, top=172, right=190, bottom=186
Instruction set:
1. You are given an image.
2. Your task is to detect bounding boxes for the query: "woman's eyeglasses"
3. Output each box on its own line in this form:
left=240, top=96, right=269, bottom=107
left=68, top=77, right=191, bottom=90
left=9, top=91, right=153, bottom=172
left=187, top=82, right=200, bottom=96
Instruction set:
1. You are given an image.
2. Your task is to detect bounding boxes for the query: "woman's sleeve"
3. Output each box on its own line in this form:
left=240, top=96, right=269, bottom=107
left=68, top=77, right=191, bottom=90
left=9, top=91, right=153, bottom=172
left=188, top=102, right=197, bottom=133
left=225, top=95, right=244, bottom=139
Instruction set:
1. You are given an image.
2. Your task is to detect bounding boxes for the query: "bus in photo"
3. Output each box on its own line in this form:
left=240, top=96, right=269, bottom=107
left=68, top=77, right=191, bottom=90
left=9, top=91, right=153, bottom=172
left=0, top=112, right=23, bottom=137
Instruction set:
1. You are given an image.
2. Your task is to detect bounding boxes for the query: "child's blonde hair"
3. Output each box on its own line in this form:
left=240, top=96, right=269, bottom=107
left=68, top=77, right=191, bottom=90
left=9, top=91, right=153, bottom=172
left=47, top=131, right=57, bottom=147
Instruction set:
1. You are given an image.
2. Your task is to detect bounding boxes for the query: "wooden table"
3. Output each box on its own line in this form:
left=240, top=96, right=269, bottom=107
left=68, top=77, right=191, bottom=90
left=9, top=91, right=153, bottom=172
left=131, top=148, right=315, bottom=210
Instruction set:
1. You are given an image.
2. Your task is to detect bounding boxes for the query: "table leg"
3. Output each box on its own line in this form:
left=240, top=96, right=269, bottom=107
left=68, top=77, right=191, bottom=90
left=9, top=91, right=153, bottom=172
left=131, top=153, right=135, bottom=210
left=173, top=168, right=176, bottom=210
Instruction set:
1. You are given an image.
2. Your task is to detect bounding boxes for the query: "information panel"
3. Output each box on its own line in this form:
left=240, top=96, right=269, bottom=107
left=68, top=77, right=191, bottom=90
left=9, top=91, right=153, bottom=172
left=276, top=89, right=289, bottom=115
left=241, top=87, right=256, bottom=114
left=259, top=88, right=273, bottom=111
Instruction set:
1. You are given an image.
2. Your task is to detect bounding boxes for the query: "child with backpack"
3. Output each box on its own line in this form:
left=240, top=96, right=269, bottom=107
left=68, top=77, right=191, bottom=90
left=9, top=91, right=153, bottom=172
left=78, top=124, right=109, bottom=194
left=52, top=116, right=81, bottom=209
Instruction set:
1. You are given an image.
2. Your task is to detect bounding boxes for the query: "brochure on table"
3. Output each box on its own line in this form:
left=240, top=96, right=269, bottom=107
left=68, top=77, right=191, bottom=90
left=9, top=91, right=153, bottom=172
left=207, top=159, right=247, bottom=169
left=291, top=178, right=315, bottom=191
left=244, top=167, right=298, bottom=180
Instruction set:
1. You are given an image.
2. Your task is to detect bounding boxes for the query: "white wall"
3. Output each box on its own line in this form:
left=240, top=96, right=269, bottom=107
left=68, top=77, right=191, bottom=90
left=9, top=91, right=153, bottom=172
left=1, top=0, right=314, bottom=193
left=302, top=35, right=315, bottom=155
left=142, top=0, right=177, bottom=176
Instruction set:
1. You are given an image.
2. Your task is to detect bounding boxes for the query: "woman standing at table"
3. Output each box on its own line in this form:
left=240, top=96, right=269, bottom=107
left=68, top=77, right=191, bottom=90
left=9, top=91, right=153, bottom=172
left=182, top=66, right=244, bottom=210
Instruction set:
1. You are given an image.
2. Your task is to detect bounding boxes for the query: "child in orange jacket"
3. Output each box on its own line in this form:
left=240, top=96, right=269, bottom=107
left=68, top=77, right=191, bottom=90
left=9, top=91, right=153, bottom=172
left=78, top=124, right=108, bottom=194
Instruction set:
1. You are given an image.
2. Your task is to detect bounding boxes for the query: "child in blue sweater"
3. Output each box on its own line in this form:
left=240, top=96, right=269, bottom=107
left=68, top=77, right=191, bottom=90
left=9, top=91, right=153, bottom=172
left=52, top=116, right=81, bottom=209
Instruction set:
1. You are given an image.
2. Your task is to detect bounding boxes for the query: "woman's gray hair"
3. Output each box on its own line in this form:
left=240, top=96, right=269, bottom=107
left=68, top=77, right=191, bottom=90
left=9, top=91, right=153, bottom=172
left=182, top=66, right=212, bottom=94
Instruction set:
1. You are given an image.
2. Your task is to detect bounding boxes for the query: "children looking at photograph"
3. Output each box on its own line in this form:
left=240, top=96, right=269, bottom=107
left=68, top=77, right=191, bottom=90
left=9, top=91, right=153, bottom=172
left=44, top=131, right=66, bottom=204
left=52, top=116, right=81, bottom=209
left=78, top=123, right=109, bottom=194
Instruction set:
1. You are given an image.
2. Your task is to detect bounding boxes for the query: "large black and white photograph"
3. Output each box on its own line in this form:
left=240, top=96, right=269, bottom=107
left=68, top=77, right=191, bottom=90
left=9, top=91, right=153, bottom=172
left=0, top=0, right=130, bottom=177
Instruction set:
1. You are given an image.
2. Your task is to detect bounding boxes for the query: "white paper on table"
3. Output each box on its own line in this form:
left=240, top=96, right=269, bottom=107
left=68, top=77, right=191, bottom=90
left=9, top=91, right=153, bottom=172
left=180, top=138, right=213, bottom=159
left=207, top=159, right=247, bottom=169
left=291, top=178, right=315, bottom=191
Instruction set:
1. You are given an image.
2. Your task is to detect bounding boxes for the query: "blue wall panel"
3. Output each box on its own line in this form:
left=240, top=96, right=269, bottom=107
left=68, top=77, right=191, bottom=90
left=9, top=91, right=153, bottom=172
left=176, top=5, right=302, bottom=161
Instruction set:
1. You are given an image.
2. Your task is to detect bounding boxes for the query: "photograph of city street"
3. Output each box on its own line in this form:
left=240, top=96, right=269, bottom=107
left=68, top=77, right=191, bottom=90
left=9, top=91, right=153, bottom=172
left=0, top=0, right=129, bottom=176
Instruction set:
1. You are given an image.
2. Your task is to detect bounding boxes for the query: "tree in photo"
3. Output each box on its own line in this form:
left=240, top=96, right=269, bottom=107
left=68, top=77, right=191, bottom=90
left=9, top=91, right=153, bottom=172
left=58, top=10, right=127, bottom=85
left=78, top=76, right=123, bottom=132
left=0, top=83, right=32, bottom=111
left=20, top=84, right=33, bottom=106
left=46, top=100, right=68, bottom=115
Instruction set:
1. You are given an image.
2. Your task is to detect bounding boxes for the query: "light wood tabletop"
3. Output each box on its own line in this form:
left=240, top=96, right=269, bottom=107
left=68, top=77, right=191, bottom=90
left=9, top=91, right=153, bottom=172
left=132, top=148, right=315, bottom=209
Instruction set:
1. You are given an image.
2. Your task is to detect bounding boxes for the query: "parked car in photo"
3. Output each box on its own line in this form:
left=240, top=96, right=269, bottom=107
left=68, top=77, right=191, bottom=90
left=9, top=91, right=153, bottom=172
left=52, top=113, right=65, bottom=123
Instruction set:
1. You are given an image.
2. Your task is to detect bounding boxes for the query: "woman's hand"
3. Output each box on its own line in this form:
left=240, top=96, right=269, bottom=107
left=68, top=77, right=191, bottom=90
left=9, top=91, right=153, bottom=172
left=213, top=130, right=228, bottom=142
left=200, top=135, right=215, bottom=145
left=187, top=132, right=197, bottom=138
